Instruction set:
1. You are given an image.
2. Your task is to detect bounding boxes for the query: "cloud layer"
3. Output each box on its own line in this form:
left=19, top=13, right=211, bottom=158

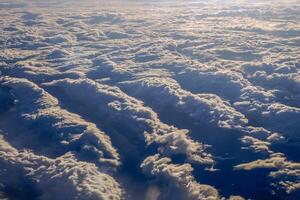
left=0, top=0, right=300, bottom=199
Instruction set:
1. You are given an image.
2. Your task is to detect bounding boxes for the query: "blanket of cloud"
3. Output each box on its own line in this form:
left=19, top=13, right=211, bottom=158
left=0, top=0, right=300, bottom=199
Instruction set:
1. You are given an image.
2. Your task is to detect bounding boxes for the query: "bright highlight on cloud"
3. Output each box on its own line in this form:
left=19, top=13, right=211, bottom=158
left=0, top=0, right=300, bottom=199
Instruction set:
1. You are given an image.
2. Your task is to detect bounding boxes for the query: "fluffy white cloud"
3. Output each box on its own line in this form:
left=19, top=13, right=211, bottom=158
left=0, top=136, right=123, bottom=200
left=1, top=77, right=120, bottom=168
left=119, top=77, right=279, bottom=154
left=43, top=78, right=212, bottom=165
left=141, top=154, right=220, bottom=200
left=1, top=0, right=300, bottom=199
left=120, top=77, right=249, bottom=129
left=235, top=153, right=300, bottom=195
left=146, top=130, right=213, bottom=165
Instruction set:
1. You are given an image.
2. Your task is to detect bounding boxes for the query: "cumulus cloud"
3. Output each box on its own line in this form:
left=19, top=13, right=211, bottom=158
left=141, top=154, right=220, bottom=200
left=119, top=77, right=249, bottom=129
left=146, top=129, right=213, bottom=165
left=0, top=136, right=123, bottom=200
left=0, top=77, right=120, bottom=168
left=119, top=77, right=280, bottom=154
left=240, top=136, right=272, bottom=153
left=235, top=153, right=300, bottom=195
left=43, top=78, right=212, bottom=165
left=1, top=0, right=300, bottom=199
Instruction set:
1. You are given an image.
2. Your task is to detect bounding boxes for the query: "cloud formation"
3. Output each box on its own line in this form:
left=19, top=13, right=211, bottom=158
left=235, top=153, right=300, bottom=195
left=141, top=154, right=220, bottom=200
left=0, top=76, right=120, bottom=168
left=0, top=136, right=123, bottom=200
left=43, top=78, right=212, bottom=165
left=0, top=0, right=300, bottom=199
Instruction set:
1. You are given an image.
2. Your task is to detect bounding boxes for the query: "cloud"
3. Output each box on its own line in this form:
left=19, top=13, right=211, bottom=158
left=1, top=77, right=120, bottom=168
left=43, top=78, right=212, bottom=165
left=0, top=136, right=123, bottom=200
left=89, top=13, right=123, bottom=24
left=141, top=154, right=220, bottom=200
left=240, top=136, right=272, bottom=153
left=0, top=0, right=300, bottom=199
left=119, top=77, right=279, bottom=154
left=43, top=34, right=76, bottom=45
left=235, top=153, right=300, bottom=195
left=146, top=129, right=213, bottom=165
left=2, top=60, right=82, bottom=83
left=119, top=77, right=249, bottom=130
left=47, top=49, right=70, bottom=59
